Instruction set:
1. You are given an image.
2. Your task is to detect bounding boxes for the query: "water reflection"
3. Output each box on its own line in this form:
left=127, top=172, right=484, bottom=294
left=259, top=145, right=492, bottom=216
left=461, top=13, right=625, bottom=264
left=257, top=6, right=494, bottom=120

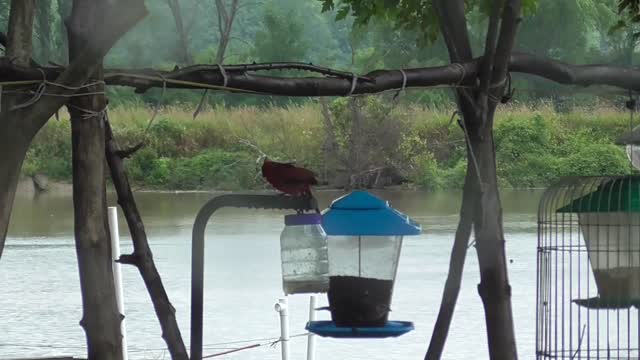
left=2, top=189, right=544, bottom=360
left=7, top=189, right=543, bottom=238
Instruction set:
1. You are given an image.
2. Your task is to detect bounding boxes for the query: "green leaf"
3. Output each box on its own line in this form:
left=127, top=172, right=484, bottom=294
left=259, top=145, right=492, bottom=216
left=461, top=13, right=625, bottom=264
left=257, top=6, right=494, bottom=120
left=336, top=5, right=351, bottom=20
left=619, top=0, right=632, bottom=14
left=320, top=0, right=335, bottom=13
left=609, top=19, right=627, bottom=34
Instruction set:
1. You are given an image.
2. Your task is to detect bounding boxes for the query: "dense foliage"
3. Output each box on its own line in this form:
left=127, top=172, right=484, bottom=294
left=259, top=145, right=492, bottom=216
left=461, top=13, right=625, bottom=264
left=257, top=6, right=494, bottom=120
left=23, top=101, right=633, bottom=190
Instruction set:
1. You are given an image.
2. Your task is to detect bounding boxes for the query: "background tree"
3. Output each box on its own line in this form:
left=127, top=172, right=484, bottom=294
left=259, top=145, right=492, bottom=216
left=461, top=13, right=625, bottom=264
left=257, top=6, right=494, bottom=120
left=166, top=0, right=193, bottom=65
left=214, top=0, right=240, bottom=64
left=55, top=0, right=72, bottom=63
left=34, top=1, right=52, bottom=64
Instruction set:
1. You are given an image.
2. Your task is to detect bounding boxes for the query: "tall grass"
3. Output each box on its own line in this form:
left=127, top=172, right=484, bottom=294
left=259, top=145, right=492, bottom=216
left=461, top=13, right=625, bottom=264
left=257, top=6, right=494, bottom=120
left=24, top=101, right=635, bottom=190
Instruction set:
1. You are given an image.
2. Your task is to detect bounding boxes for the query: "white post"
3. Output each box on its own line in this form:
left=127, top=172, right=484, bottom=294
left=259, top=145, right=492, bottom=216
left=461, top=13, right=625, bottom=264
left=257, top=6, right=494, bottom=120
left=306, top=295, right=317, bottom=360
left=275, top=297, right=290, bottom=360
left=108, top=207, right=128, bottom=360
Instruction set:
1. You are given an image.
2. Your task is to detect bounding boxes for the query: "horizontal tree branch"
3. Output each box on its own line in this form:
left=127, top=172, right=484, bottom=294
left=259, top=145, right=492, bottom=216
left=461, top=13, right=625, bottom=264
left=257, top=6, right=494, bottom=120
left=1, top=52, right=640, bottom=98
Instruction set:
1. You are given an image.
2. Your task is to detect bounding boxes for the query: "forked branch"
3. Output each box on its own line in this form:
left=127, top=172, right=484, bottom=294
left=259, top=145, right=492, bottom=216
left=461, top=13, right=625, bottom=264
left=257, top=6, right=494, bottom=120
left=105, top=118, right=189, bottom=360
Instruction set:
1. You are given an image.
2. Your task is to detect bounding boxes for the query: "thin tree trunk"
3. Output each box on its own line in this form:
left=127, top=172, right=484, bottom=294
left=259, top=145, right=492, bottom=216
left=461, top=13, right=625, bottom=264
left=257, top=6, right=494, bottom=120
left=347, top=98, right=364, bottom=188
left=425, top=165, right=475, bottom=360
left=104, top=119, right=189, bottom=360
left=68, top=1, right=123, bottom=359
left=56, top=0, right=71, bottom=63
left=319, top=98, right=345, bottom=184
left=167, top=0, right=192, bottom=65
left=214, top=0, right=239, bottom=64
left=215, top=28, right=230, bottom=64
left=35, top=0, right=52, bottom=63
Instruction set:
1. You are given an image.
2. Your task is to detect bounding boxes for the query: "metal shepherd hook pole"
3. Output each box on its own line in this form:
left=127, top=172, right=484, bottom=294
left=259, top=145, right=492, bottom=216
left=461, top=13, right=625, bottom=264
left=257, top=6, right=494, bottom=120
left=190, top=193, right=318, bottom=360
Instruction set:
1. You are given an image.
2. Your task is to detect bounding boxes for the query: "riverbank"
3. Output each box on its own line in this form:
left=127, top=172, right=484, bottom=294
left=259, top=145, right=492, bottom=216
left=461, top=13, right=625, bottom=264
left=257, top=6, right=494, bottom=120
left=24, top=101, right=633, bottom=191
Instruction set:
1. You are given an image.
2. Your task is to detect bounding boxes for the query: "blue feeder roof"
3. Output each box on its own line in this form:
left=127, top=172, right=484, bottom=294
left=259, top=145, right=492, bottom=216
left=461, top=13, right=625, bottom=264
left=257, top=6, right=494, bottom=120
left=322, top=191, right=422, bottom=236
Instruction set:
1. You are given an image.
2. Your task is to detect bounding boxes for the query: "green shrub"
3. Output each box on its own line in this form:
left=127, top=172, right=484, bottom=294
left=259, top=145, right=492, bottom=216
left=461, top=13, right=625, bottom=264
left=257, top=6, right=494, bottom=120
left=148, top=118, right=187, bottom=157
left=20, top=104, right=636, bottom=190
left=557, top=143, right=629, bottom=177
left=26, top=119, right=73, bottom=180
left=412, top=154, right=466, bottom=191
left=167, top=150, right=259, bottom=190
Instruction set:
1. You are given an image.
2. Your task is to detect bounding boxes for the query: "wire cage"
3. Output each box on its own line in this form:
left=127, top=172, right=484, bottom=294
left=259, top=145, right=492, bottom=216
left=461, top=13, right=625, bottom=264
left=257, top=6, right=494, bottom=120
left=537, top=175, right=640, bottom=359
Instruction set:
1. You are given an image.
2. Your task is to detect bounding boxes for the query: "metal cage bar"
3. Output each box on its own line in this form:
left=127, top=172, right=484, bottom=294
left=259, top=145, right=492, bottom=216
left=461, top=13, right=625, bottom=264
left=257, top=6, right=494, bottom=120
left=537, top=176, right=640, bottom=359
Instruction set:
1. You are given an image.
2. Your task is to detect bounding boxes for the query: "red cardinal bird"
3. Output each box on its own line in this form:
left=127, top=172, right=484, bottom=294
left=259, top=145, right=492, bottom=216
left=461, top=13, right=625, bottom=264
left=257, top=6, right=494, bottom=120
left=260, top=157, right=319, bottom=196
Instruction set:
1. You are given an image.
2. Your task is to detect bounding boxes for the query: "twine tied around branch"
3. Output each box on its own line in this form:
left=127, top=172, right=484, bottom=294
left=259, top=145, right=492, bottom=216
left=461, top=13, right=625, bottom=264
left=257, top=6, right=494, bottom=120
left=451, top=63, right=466, bottom=87
left=193, top=64, right=229, bottom=120
left=67, top=104, right=108, bottom=122
left=393, top=69, right=408, bottom=104
left=346, top=73, right=358, bottom=96
left=8, top=68, right=107, bottom=111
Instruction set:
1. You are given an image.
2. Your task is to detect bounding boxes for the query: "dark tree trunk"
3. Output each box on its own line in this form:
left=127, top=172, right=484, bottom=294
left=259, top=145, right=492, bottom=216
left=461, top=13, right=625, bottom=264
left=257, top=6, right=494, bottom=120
left=104, top=120, right=189, bottom=360
left=426, top=1, right=520, bottom=359
left=67, top=1, right=123, bottom=359
left=70, top=102, right=123, bottom=360
left=0, top=0, right=36, bottom=259
left=0, top=0, right=145, bottom=261
left=465, top=106, right=518, bottom=360
left=0, top=135, right=29, bottom=258
left=6, top=0, right=35, bottom=62
left=70, top=105, right=123, bottom=359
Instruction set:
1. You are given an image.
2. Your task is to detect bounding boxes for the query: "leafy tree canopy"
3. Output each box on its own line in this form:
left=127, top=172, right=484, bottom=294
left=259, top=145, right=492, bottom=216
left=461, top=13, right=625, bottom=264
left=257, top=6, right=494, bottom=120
left=318, top=0, right=540, bottom=45
left=614, top=0, right=640, bottom=29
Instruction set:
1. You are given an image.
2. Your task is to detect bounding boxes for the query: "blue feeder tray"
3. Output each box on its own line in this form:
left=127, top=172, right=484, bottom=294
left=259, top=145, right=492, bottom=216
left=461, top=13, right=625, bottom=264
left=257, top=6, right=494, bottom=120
left=306, top=321, right=414, bottom=338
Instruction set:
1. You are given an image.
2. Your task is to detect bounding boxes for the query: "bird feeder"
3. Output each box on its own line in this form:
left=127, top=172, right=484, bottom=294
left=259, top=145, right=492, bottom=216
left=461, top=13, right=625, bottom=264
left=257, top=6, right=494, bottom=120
left=558, top=177, right=640, bottom=305
left=280, top=213, right=329, bottom=295
left=306, top=191, right=421, bottom=338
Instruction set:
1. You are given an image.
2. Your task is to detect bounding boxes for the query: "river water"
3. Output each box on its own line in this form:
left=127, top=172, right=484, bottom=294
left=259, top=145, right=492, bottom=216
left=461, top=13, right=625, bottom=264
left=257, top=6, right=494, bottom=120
left=0, top=189, right=543, bottom=359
